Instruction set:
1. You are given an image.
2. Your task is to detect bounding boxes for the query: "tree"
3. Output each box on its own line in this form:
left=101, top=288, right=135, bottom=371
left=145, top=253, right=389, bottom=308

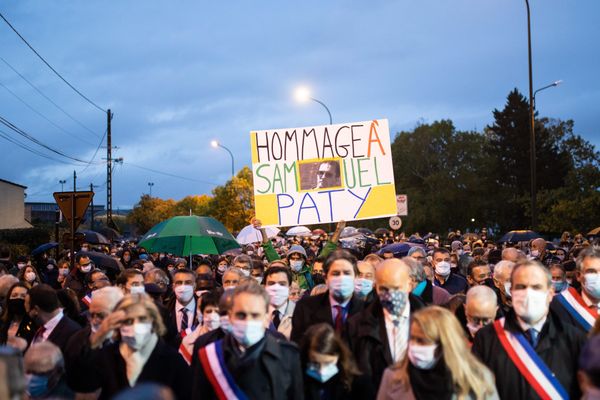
left=127, top=195, right=176, bottom=234
left=208, top=167, right=255, bottom=232
left=173, top=195, right=211, bottom=217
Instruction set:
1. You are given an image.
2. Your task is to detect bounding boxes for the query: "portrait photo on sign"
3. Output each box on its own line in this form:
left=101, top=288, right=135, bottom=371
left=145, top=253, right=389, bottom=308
left=298, top=159, right=342, bottom=191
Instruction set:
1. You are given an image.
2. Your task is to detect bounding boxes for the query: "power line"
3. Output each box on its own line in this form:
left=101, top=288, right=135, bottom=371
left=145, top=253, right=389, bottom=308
left=122, top=161, right=220, bottom=186
left=0, top=128, right=77, bottom=164
left=0, top=12, right=105, bottom=113
left=0, top=115, right=102, bottom=165
left=78, top=128, right=107, bottom=173
left=0, top=57, right=101, bottom=138
left=0, top=81, right=96, bottom=146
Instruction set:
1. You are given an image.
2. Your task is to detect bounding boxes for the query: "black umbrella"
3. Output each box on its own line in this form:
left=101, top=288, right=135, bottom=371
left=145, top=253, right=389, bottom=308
left=31, top=242, right=58, bottom=256
left=357, top=228, right=374, bottom=236
left=374, top=228, right=389, bottom=237
left=77, top=230, right=110, bottom=245
left=97, top=227, right=122, bottom=242
left=498, top=230, right=541, bottom=243
left=76, top=251, right=122, bottom=272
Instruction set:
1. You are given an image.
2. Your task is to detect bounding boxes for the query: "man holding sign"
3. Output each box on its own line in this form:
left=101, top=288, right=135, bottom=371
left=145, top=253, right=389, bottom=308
left=251, top=119, right=397, bottom=227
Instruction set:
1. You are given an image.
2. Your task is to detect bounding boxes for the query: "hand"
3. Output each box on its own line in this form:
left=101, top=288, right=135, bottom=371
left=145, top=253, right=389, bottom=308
left=336, top=220, right=346, bottom=231
left=91, top=310, right=127, bottom=348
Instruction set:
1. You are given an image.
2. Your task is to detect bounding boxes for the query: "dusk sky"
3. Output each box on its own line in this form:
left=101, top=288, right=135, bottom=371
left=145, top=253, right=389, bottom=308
left=1, top=1, right=598, bottom=209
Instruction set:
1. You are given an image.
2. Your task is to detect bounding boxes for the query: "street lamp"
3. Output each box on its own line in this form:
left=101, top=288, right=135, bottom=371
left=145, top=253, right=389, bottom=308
left=59, top=179, right=66, bottom=191
left=533, top=80, right=562, bottom=108
left=148, top=182, right=154, bottom=196
left=525, top=0, right=536, bottom=230
left=294, top=86, right=333, bottom=125
left=211, top=140, right=235, bottom=178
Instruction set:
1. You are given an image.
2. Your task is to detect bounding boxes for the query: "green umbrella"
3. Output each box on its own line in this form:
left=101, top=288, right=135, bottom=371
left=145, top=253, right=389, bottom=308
left=138, top=216, right=240, bottom=256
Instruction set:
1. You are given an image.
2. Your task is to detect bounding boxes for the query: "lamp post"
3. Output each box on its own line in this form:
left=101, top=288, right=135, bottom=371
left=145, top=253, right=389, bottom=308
left=148, top=182, right=154, bottom=196
left=294, top=86, right=333, bottom=125
left=59, top=179, right=66, bottom=192
left=211, top=140, right=235, bottom=178
left=525, top=0, right=536, bottom=230
left=533, top=80, right=562, bottom=108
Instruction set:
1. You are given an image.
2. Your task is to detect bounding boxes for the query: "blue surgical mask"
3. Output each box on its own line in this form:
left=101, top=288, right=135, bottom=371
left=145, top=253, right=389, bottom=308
left=552, top=281, right=567, bottom=293
left=26, top=373, right=50, bottom=397
left=306, top=362, right=339, bottom=383
left=328, top=276, right=355, bottom=300
left=354, top=278, right=374, bottom=297
left=584, top=274, right=600, bottom=299
left=290, top=260, right=304, bottom=272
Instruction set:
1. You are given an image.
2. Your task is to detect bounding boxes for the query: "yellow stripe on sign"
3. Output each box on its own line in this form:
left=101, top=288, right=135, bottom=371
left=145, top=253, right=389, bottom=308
left=254, top=193, right=279, bottom=226
left=250, top=132, right=258, bottom=164
left=356, top=184, right=397, bottom=219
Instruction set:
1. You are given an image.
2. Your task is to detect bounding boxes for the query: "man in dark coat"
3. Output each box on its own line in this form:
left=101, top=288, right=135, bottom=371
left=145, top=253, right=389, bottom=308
left=472, top=260, right=586, bottom=399
left=348, top=257, right=425, bottom=391
left=291, top=249, right=365, bottom=344
left=192, top=282, right=303, bottom=400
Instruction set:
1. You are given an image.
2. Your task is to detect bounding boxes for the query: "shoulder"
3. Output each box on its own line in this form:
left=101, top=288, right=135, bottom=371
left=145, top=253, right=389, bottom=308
left=296, top=292, right=327, bottom=308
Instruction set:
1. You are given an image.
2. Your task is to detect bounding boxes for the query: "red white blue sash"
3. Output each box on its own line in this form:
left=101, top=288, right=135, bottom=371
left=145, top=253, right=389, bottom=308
left=81, top=294, right=91, bottom=307
left=178, top=328, right=193, bottom=365
left=198, top=340, right=248, bottom=400
left=556, top=287, right=598, bottom=332
left=493, top=318, right=568, bottom=400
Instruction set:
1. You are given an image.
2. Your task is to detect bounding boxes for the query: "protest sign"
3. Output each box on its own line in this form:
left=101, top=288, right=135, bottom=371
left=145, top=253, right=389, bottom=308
left=251, top=119, right=397, bottom=226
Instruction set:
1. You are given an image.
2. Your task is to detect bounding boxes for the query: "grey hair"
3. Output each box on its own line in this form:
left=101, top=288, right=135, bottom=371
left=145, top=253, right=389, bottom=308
left=0, top=275, right=19, bottom=298
left=466, top=285, right=497, bottom=307
left=493, top=260, right=515, bottom=281
left=91, top=286, right=124, bottom=312
left=576, top=246, right=600, bottom=272
left=224, top=267, right=244, bottom=279
left=403, top=256, right=427, bottom=283
left=407, top=246, right=427, bottom=258
left=233, top=254, right=253, bottom=266
left=24, top=341, right=63, bottom=370
left=510, top=260, right=552, bottom=288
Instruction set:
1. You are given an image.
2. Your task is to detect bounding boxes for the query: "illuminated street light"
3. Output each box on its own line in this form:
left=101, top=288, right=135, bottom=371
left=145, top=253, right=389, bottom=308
left=211, top=140, right=235, bottom=178
left=293, top=86, right=333, bottom=125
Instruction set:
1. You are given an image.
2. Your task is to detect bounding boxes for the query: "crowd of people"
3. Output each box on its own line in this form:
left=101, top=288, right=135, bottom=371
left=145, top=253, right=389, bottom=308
left=0, top=221, right=599, bottom=400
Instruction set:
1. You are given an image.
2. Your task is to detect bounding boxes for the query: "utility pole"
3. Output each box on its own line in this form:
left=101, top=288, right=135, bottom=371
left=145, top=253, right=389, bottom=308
left=90, top=183, right=96, bottom=231
left=106, top=109, right=117, bottom=230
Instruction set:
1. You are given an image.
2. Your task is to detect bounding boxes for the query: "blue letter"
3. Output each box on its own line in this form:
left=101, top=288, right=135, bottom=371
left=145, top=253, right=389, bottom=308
left=297, top=193, right=320, bottom=224
left=317, top=189, right=344, bottom=222
left=277, top=194, right=294, bottom=225
left=348, top=187, right=372, bottom=219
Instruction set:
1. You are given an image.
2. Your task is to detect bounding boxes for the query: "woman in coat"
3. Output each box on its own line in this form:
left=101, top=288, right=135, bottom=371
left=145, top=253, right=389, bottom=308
left=0, top=282, right=36, bottom=349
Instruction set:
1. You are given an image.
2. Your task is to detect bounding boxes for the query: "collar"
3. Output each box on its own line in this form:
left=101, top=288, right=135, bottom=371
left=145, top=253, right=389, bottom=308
left=269, top=301, right=289, bottom=316
left=44, top=309, right=64, bottom=332
left=516, top=314, right=547, bottom=333
left=329, top=295, right=351, bottom=309
left=582, top=290, right=599, bottom=308
left=177, top=297, right=195, bottom=312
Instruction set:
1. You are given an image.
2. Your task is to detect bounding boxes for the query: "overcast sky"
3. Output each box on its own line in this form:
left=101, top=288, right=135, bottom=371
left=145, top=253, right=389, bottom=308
left=1, top=1, right=598, bottom=208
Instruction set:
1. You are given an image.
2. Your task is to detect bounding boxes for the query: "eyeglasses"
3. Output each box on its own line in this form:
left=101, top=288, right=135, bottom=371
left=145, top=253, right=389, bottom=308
left=317, top=171, right=332, bottom=177
left=468, top=316, right=493, bottom=325
left=90, top=312, right=107, bottom=320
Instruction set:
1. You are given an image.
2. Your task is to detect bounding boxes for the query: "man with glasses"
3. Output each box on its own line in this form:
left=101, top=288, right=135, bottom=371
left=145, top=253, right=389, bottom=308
left=314, top=160, right=341, bottom=189
left=463, top=285, right=499, bottom=342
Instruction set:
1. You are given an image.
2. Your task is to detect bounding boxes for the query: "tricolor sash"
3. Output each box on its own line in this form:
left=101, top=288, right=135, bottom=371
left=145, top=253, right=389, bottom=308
left=493, top=318, right=568, bottom=400
left=81, top=294, right=91, bottom=307
left=556, top=287, right=598, bottom=331
left=198, top=340, right=248, bottom=400
left=178, top=328, right=193, bottom=365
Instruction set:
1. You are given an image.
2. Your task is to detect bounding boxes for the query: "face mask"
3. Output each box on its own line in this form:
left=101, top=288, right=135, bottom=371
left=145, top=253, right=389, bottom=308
left=328, top=276, right=355, bottom=300
left=466, top=321, right=484, bottom=338
left=80, top=264, right=92, bottom=273
left=252, top=276, right=263, bottom=284
left=196, top=290, right=209, bottom=298
left=91, top=322, right=101, bottom=334
left=59, top=268, right=69, bottom=277
left=123, top=256, right=131, bottom=262
left=530, top=250, right=540, bottom=258
left=290, top=260, right=304, bottom=272
left=217, top=264, right=227, bottom=273
left=512, top=288, right=549, bottom=324
left=450, top=263, right=457, bottom=270
left=17, top=263, right=26, bottom=270
left=552, top=281, right=567, bottom=293
left=584, top=274, right=600, bottom=299
left=174, top=285, right=194, bottom=303
left=120, top=322, right=153, bottom=350
left=46, top=264, right=55, bottom=271
left=240, top=269, right=250, bottom=277
left=25, top=271, right=36, bottom=282
left=203, top=312, right=221, bottom=330
left=306, top=362, right=339, bottom=383
left=456, top=249, right=463, bottom=256
left=231, top=319, right=265, bottom=347
left=220, top=315, right=232, bottom=333
left=435, top=261, right=451, bottom=277
left=8, top=298, right=25, bottom=315
left=408, top=343, right=438, bottom=370
left=26, top=373, right=51, bottom=397
left=81, top=247, right=89, bottom=252
left=379, top=289, right=408, bottom=316
left=504, top=282, right=511, bottom=298
left=556, top=255, right=565, bottom=261
left=354, top=278, right=374, bottom=297
left=266, top=284, right=290, bottom=307
left=130, top=286, right=145, bottom=295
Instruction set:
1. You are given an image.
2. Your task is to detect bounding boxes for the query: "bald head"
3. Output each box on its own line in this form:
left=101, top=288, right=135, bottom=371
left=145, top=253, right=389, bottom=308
left=24, top=342, right=63, bottom=374
left=375, top=258, right=412, bottom=294
left=531, top=238, right=547, bottom=252
left=502, top=247, right=521, bottom=263
left=466, top=285, right=497, bottom=308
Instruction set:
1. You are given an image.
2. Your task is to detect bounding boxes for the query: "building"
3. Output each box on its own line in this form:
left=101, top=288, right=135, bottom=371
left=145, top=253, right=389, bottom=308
left=0, top=179, right=33, bottom=229
left=25, top=202, right=105, bottom=226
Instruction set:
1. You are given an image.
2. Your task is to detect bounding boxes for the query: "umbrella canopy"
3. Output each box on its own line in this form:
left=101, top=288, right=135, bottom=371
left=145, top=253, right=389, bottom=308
left=374, top=228, right=389, bottom=237
left=77, top=230, right=110, bottom=245
left=498, top=230, right=542, bottom=243
left=236, top=224, right=280, bottom=245
left=340, top=226, right=360, bottom=238
left=311, top=228, right=326, bottom=236
left=96, top=227, right=122, bottom=242
left=357, top=228, right=374, bottom=236
left=377, top=242, right=424, bottom=258
left=76, top=251, right=122, bottom=272
left=588, top=227, right=600, bottom=236
left=31, top=242, right=58, bottom=256
left=138, top=216, right=240, bottom=256
left=286, top=226, right=312, bottom=237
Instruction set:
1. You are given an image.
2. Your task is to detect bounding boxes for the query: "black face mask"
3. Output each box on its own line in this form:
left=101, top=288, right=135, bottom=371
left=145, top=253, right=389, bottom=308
left=8, top=298, right=25, bottom=315
left=311, top=273, right=325, bottom=285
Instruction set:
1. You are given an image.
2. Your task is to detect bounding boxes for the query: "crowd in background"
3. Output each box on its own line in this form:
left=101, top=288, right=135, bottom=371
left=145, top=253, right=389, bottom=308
left=0, top=222, right=599, bottom=400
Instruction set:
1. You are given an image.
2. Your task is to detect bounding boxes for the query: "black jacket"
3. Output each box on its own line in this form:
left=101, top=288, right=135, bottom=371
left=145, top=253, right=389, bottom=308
left=164, top=295, right=200, bottom=348
left=64, top=325, right=103, bottom=393
left=347, top=294, right=425, bottom=393
left=47, top=315, right=82, bottom=355
left=304, top=372, right=373, bottom=400
left=472, top=309, right=586, bottom=400
left=192, top=333, right=303, bottom=400
left=291, top=291, right=364, bottom=344
left=549, top=289, right=592, bottom=332
left=0, top=314, right=37, bottom=346
left=89, top=338, right=192, bottom=400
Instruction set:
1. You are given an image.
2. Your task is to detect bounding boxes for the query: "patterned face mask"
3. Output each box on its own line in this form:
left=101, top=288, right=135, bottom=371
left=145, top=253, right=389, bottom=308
left=378, top=289, right=408, bottom=316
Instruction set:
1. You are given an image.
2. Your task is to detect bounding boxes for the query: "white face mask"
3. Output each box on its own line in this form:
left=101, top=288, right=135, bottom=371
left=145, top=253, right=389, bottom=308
left=253, top=276, right=263, bottom=284
left=435, top=261, right=451, bottom=277
left=219, top=315, right=232, bottom=333
left=290, top=260, right=304, bottom=272
left=504, top=282, right=512, bottom=298
left=174, top=285, right=194, bottom=303
left=46, top=264, right=55, bottom=271
left=512, top=288, right=549, bottom=324
left=240, top=269, right=250, bottom=277
left=203, top=312, right=220, bottom=330
left=59, top=268, right=69, bottom=277
left=17, top=263, right=26, bottom=270
left=120, top=322, right=153, bottom=350
left=129, top=286, right=145, bottom=295
left=584, top=273, right=600, bottom=299
left=231, top=319, right=265, bottom=347
left=25, top=271, right=36, bottom=282
left=265, top=284, right=290, bottom=307
left=530, top=249, right=540, bottom=258
left=80, top=264, right=92, bottom=273
left=407, top=343, right=438, bottom=370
